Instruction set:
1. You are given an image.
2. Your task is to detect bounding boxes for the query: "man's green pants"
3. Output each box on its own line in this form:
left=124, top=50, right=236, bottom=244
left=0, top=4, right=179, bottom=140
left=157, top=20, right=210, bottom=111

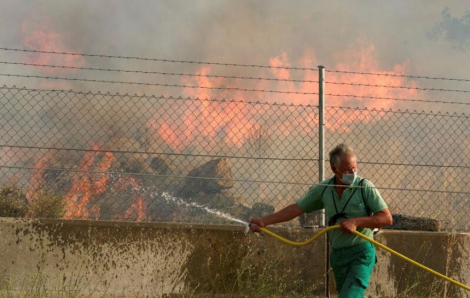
left=330, top=242, right=376, bottom=298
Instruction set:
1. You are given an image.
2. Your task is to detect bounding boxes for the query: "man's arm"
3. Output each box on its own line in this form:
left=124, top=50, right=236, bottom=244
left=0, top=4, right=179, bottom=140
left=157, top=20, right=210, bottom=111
left=339, top=208, right=393, bottom=234
left=249, top=203, right=305, bottom=232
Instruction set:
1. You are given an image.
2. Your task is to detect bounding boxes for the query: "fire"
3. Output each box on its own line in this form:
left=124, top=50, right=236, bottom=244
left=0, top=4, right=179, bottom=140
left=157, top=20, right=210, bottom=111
left=20, top=13, right=86, bottom=74
left=150, top=99, right=259, bottom=152
left=328, top=44, right=419, bottom=108
left=25, top=141, right=151, bottom=222
left=150, top=43, right=421, bottom=148
left=122, top=197, right=149, bottom=222
left=23, top=41, right=422, bottom=221
left=63, top=143, right=115, bottom=220
left=148, top=66, right=262, bottom=152
left=114, top=176, right=149, bottom=222
left=63, top=171, right=92, bottom=219
left=93, top=152, right=115, bottom=194
left=154, top=121, right=180, bottom=152
left=270, top=52, right=291, bottom=80
left=321, top=45, right=419, bottom=131
left=26, top=153, right=49, bottom=203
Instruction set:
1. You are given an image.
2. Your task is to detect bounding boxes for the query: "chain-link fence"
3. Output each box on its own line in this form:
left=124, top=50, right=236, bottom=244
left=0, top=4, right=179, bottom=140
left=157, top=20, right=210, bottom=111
left=1, top=85, right=469, bottom=231
left=324, top=107, right=470, bottom=231
left=0, top=86, right=318, bottom=226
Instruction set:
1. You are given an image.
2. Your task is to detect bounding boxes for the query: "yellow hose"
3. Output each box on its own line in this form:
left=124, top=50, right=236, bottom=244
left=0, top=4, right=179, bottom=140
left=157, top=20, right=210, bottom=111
left=259, top=225, right=470, bottom=292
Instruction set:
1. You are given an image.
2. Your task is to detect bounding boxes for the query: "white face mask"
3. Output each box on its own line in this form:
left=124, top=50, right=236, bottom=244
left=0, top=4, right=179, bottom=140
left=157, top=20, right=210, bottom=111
left=340, top=172, right=357, bottom=185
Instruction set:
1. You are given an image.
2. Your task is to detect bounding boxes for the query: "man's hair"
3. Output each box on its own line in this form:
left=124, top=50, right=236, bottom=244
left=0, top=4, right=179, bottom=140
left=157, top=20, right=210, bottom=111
left=329, top=143, right=355, bottom=167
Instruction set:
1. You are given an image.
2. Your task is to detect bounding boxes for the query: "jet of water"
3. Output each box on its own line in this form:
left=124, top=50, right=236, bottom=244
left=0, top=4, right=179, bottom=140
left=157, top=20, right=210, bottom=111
left=159, top=191, right=249, bottom=226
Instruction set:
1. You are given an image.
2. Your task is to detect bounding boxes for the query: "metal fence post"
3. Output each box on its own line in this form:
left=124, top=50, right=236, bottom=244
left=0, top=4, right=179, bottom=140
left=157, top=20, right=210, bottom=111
left=318, top=65, right=329, bottom=298
left=319, top=65, right=325, bottom=226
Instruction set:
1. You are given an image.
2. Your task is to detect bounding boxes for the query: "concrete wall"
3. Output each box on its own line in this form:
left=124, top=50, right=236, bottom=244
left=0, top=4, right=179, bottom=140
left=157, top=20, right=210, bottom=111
left=0, top=218, right=325, bottom=297
left=371, top=231, right=470, bottom=298
left=0, top=218, right=469, bottom=297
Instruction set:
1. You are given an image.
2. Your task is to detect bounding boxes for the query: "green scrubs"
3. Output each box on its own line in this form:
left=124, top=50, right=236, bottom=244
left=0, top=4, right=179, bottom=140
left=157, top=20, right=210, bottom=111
left=297, top=176, right=388, bottom=297
left=331, top=242, right=376, bottom=297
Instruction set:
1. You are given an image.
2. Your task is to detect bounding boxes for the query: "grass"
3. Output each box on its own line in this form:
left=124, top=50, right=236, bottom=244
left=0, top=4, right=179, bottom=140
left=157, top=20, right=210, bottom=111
left=2, top=225, right=465, bottom=298
left=228, top=248, right=321, bottom=298
left=0, top=247, right=321, bottom=298
left=392, top=230, right=465, bottom=298
left=0, top=255, right=104, bottom=298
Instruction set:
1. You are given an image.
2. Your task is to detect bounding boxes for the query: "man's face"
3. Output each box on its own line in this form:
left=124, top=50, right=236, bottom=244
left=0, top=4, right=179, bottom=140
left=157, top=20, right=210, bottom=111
left=332, top=154, right=357, bottom=179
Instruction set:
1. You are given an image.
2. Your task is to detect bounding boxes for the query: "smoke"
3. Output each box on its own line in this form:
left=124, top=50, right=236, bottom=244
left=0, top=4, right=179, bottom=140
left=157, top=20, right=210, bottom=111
left=0, top=1, right=467, bottom=95
left=1, top=0, right=468, bottom=154
left=429, top=7, right=470, bottom=51
left=20, top=11, right=86, bottom=72
left=1, top=1, right=470, bottom=226
left=0, top=1, right=469, bottom=145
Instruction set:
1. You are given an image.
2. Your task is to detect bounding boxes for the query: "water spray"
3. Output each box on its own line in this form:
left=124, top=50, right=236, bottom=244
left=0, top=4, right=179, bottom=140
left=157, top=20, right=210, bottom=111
left=249, top=222, right=470, bottom=292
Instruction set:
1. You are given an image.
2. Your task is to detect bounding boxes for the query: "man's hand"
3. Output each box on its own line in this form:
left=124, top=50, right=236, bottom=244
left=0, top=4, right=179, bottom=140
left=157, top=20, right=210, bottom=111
left=339, top=209, right=393, bottom=234
left=248, top=203, right=305, bottom=233
left=249, top=217, right=265, bottom=233
left=339, top=218, right=358, bottom=234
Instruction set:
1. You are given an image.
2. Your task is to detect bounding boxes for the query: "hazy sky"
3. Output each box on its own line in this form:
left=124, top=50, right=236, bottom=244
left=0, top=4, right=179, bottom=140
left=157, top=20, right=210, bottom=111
left=1, top=0, right=470, bottom=113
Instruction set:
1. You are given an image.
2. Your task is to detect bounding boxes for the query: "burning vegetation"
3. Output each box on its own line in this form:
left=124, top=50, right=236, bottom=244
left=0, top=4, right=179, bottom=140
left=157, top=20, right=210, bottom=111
left=12, top=144, right=274, bottom=223
left=0, top=19, right=432, bottom=225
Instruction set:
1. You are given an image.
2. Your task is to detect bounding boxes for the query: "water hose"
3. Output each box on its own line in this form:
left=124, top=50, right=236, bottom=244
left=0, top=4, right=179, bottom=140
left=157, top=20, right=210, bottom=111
left=256, top=224, right=470, bottom=292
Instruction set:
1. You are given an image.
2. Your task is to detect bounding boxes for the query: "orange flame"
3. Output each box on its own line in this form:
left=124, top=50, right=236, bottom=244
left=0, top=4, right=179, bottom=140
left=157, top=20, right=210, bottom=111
left=27, top=41, right=422, bottom=221
left=269, top=52, right=291, bottom=80
left=150, top=44, right=421, bottom=149
left=113, top=176, right=149, bottom=222
left=149, top=67, right=262, bottom=152
left=21, top=12, right=86, bottom=74
left=26, top=154, right=49, bottom=203
left=122, top=196, right=149, bottom=222
left=63, top=143, right=115, bottom=220
left=93, top=152, right=115, bottom=194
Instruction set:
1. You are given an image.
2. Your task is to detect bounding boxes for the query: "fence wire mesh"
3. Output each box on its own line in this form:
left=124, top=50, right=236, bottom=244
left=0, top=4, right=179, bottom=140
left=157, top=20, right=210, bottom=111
left=0, top=86, right=318, bottom=226
left=324, top=107, right=470, bottom=231
left=0, top=85, right=469, bottom=231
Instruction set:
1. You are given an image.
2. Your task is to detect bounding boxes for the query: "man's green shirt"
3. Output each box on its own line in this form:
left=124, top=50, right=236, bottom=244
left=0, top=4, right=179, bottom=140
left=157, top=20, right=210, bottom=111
left=297, top=176, right=388, bottom=249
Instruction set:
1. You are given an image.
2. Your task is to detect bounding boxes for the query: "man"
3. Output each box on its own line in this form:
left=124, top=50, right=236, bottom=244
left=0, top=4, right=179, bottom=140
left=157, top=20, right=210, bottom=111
left=250, top=143, right=393, bottom=298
